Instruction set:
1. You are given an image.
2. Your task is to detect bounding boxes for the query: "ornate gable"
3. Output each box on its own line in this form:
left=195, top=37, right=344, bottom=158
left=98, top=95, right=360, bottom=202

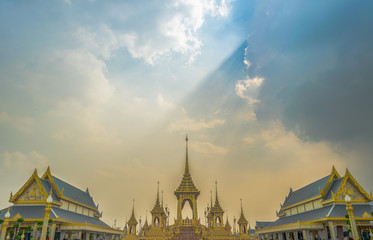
left=10, top=169, right=48, bottom=204
left=41, top=166, right=62, bottom=198
left=333, top=169, right=373, bottom=203
left=320, top=166, right=340, bottom=197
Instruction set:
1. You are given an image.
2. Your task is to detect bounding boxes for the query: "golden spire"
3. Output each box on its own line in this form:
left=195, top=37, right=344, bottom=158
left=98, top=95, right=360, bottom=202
left=157, top=181, right=160, bottom=203
left=211, top=181, right=223, bottom=213
left=151, top=182, right=165, bottom=215
left=128, top=199, right=138, bottom=226
left=185, top=134, right=189, bottom=174
left=215, top=181, right=219, bottom=202
left=240, top=199, right=243, bottom=215
left=225, top=209, right=231, bottom=230
left=210, top=190, right=213, bottom=208
left=174, top=135, right=200, bottom=196
left=132, top=199, right=135, bottom=217
left=238, top=199, right=248, bottom=224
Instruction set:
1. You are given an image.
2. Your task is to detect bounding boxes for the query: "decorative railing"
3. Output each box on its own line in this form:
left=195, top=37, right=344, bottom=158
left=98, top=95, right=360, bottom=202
left=182, top=218, right=193, bottom=226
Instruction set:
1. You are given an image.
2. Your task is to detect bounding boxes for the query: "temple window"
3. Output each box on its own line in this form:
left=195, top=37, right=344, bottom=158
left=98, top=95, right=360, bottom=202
left=215, top=216, right=221, bottom=226
left=154, top=217, right=159, bottom=227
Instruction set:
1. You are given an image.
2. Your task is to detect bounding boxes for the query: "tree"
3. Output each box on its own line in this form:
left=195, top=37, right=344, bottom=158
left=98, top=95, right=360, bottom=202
left=16, top=218, right=24, bottom=236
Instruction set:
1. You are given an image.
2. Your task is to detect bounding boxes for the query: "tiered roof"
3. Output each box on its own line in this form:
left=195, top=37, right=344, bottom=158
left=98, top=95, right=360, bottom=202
left=257, top=167, right=373, bottom=229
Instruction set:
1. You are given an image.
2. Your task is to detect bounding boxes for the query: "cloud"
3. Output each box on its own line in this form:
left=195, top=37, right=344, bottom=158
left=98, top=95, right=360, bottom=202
left=64, top=0, right=72, bottom=6
left=0, top=151, right=49, bottom=171
left=243, top=46, right=251, bottom=68
left=168, top=117, right=225, bottom=132
left=191, top=141, right=228, bottom=155
left=22, top=50, right=114, bottom=106
left=157, top=93, right=175, bottom=111
left=76, top=25, right=122, bottom=60
left=0, top=112, right=34, bottom=134
left=243, top=136, right=256, bottom=145
left=76, top=0, right=232, bottom=64
left=246, top=0, right=373, bottom=143
left=235, top=76, right=264, bottom=104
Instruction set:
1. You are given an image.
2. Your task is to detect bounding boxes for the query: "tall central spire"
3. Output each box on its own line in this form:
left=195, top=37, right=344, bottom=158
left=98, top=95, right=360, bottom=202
left=185, top=135, right=190, bottom=175
left=157, top=181, right=160, bottom=203
left=175, top=135, right=200, bottom=196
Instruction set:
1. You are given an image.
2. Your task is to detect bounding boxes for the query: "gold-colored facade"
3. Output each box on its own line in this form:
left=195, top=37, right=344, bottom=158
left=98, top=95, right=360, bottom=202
left=123, top=137, right=254, bottom=240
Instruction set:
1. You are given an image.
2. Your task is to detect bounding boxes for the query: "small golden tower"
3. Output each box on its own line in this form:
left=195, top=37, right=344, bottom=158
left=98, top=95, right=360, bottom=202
left=238, top=199, right=248, bottom=235
left=210, top=181, right=225, bottom=229
left=127, top=200, right=138, bottom=236
left=150, top=182, right=167, bottom=229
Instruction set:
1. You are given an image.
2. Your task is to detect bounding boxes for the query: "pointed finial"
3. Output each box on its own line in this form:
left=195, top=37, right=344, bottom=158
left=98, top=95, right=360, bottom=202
left=157, top=181, right=160, bottom=202
left=162, top=190, right=164, bottom=207
left=240, top=199, right=243, bottom=214
left=215, top=181, right=219, bottom=202
left=131, top=199, right=135, bottom=216
left=210, top=190, right=213, bottom=207
left=185, top=135, right=189, bottom=175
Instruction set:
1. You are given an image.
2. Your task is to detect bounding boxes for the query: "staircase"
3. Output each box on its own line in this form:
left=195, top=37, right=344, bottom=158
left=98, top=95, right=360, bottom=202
left=177, top=227, right=197, bottom=240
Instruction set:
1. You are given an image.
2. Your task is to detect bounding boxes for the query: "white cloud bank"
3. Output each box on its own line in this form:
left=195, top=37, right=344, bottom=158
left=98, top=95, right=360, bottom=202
left=235, top=76, right=264, bottom=104
left=0, top=112, right=34, bottom=134
left=168, top=117, right=225, bottom=132
left=77, top=0, right=232, bottom=64
left=0, top=151, right=49, bottom=171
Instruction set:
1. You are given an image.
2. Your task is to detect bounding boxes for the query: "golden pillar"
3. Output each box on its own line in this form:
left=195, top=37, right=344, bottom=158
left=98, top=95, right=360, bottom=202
left=40, top=192, right=53, bottom=240
left=0, top=208, right=10, bottom=240
left=345, top=195, right=359, bottom=240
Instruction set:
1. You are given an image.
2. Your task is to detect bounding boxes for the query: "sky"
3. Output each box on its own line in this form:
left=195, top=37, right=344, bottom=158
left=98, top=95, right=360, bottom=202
left=1, top=0, right=373, bottom=231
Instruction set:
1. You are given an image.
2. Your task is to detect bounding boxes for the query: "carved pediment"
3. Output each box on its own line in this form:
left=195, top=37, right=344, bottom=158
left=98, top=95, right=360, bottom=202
left=18, top=181, right=45, bottom=202
left=334, top=169, right=372, bottom=203
left=10, top=169, right=48, bottom=203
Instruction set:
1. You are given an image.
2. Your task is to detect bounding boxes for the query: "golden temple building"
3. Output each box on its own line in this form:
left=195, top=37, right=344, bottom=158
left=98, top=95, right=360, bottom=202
left=123, top=136, right=254, bottom=240
left=255, top=167, right=373, bottom=240
left=0, top=167, right=122, bottom=240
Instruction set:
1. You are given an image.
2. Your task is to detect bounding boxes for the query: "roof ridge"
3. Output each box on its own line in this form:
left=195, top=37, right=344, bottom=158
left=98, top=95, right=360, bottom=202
left=52, top=175, right=89, bottom=194
left=291, top=174, right=330, bottom=193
